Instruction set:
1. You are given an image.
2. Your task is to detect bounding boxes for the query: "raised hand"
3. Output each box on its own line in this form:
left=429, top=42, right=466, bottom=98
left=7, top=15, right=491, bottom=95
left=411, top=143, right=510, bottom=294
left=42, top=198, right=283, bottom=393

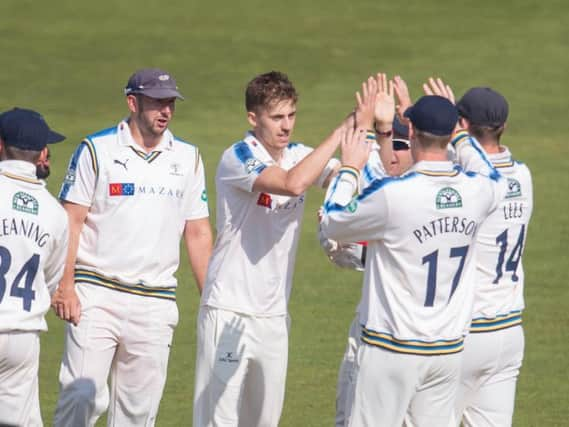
left=423, top=77, right=455, bottom=104
left=355, top=76, right=378, bottom=130
left=340, top=126, right=372, bottom=170
left=374, top=72, right=395, bottom=132
left=393, top=75, right=412, bottom=122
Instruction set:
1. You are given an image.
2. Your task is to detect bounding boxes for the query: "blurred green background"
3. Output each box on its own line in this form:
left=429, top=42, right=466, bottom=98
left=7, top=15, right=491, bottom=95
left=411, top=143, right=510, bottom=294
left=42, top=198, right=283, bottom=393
left=1, top=0, right=567, bottom=425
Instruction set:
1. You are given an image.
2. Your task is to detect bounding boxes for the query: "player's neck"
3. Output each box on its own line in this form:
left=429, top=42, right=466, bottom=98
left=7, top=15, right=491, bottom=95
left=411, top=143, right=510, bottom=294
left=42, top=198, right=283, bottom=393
left=253, top=134, right=284, bottom=163
left=413, top=149, right=448, bottom=163
left=480, top=140, right=503, bottom=154
left=128, top=120, right=162, bottom=153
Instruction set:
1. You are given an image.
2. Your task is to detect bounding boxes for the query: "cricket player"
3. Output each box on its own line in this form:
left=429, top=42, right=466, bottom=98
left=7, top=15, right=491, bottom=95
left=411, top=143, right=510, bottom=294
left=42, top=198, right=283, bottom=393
left=422, top=80, right=534, bottom=426
left=454, top=88, right=532, bottom=426
left=0, top=108, right=69, bottom=426
left=193, top=71, right=383, bottom=427
left=52, top=68, right=213, bottom=426
left=321, top=95, right=506, bottom=426
left=323, top=117, right=414, bottom=427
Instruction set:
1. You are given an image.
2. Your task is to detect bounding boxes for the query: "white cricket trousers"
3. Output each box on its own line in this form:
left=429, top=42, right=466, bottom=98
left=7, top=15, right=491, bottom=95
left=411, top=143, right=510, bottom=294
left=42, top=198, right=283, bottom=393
left=193, top=306, right=289, bottom=427
left=0, top=331, right=42, bottom=427
left=335, top=314, right=360, bottom=427
left=53, top=284, right=178, bottom=427
left=348, top=343, right=462, bottom=427
left=456, top=325, right=524, bottom=427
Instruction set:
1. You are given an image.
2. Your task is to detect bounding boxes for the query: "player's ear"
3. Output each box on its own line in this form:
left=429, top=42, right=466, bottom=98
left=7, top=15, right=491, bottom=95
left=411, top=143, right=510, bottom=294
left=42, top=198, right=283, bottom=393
left=38, top=147, right=49, bottom=162
left=126, top=94, right=138, bottom=114
left=247, top=111, right=257, bottom=128
left=0, top=138, right=4, bottom=158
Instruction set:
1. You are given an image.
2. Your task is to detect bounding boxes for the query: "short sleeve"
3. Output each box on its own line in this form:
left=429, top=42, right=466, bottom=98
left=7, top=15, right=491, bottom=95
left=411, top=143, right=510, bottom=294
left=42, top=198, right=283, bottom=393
left=182, top=151, right=210, bottom=220
left=59, top=139, right=98, bottom=206
left=217, top=142, right=267, bottom=193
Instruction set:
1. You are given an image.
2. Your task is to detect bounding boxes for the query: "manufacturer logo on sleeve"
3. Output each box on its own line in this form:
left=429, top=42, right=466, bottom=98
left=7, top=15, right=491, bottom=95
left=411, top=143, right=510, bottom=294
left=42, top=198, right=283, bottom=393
left=109, top=183, right=135, bottom=196
left=201, top=190, right=208, bottom=202
left=12, top=192, right=39, bottom=215
left=245, top=158, right=263, bottom=174
left=505, top=178, right=522, bottom=198
left=64, top=169, right=76, bottom=185
left=436, top=187, right=462, bottom=209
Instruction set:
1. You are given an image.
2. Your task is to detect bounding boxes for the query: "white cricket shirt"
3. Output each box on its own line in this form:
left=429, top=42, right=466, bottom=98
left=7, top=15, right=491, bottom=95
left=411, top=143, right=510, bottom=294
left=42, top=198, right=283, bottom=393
left=452, top=132, right=533, bottom=332
left=201, top=131, right=339, bottom=316
left=0, top=160, right=68, bottom=332
left=321, top=160, right=505, bottom=355
left=59, top=120, right=209, bottom=295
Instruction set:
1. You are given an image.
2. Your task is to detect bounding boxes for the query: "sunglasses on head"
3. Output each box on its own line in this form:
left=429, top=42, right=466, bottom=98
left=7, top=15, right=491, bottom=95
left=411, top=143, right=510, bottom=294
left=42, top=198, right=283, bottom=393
left=392, top=139, right=410, bottom=151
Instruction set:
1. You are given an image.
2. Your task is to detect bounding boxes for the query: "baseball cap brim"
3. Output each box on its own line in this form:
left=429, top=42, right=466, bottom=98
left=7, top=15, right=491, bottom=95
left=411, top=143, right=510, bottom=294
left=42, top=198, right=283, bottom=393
left=47, top=129, right=66, bottom=144
left=129, top=87, right=184, bottom=100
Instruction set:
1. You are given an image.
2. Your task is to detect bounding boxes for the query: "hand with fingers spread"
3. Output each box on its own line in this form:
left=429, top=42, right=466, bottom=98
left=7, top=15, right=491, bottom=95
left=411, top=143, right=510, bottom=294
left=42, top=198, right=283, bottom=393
left=393, top=75, right=413, bottom=123
left=355, top=76, right=378, bottom=130
left=340, top=126, right=372, bottom=170
left=423, top=77, right=456, bottom=104
left=374, top=72, right=395, bottom=133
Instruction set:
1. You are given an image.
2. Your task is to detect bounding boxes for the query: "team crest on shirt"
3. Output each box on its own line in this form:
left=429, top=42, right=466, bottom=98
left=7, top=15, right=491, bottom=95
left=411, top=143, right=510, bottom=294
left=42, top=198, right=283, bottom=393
left=244, top=158, right=263, bottom=174
left=12, top=191, right=39, bottom=215
left=347, top=198, right=358, bottom=213
left=169, top=162, right=183, bottom=176
left=505, top=178, right=522, bottom=198
left=436, top=187, right=462, bottom=209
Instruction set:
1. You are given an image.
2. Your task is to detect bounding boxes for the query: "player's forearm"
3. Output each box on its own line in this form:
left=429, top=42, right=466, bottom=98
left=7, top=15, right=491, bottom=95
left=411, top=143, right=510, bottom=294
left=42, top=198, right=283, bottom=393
left=184, top=219, right=213, bottom=293
left=285, top=126, right=342, bottom=195
left=59, top=203, right=88, bottom=289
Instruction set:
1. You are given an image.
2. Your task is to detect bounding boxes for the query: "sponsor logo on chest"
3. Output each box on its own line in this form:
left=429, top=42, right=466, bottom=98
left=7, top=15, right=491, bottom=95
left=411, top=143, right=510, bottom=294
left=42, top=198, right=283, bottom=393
left=256, top=193, right=305, bottom=211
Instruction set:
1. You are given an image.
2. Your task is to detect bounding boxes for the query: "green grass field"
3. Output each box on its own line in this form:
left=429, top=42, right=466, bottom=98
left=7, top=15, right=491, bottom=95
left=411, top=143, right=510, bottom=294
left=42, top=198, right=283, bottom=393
left=1, top=0, right=568, bottom=425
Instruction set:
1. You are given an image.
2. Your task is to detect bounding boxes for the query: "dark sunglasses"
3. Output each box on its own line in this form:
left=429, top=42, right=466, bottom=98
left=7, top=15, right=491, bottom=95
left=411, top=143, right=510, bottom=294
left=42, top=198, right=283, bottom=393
left=392, top=139, right=410, bottom=151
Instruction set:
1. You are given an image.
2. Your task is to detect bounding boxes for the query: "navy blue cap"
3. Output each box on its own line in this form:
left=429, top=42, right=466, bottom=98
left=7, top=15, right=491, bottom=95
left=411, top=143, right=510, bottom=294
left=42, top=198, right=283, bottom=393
left=404, top=95, right=458, bottom=136
left=457, top=87, right=508, bottom=127
left=125, top=68, right=184, bottom=100
left=0, top=108, right=65, bottom=151
left=392, top=116, right=409, bottom=139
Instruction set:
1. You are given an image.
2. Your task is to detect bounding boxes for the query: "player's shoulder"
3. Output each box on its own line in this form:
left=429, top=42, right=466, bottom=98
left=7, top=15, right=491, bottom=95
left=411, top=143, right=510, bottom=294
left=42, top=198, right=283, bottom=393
left=171, top=134, right=198, bottom=151
left=226, top=139, right=256, bottom=163
left=359, top=171, right=421, bottom=200
left=85, top=125, right=118, bottom=144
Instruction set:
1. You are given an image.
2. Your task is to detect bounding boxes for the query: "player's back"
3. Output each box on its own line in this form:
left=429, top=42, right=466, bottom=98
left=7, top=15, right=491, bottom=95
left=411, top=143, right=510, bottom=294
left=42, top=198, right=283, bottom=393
left=0, top=163, right=68, bottom=332
left=470, top=151, right=533, bottom=331
left=323, top=160, right=503, bottom=355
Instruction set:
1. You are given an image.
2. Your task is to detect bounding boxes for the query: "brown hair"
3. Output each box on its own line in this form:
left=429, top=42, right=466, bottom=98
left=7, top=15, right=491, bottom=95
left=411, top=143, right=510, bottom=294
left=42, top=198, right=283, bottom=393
left=413, top=128, right=452, bottom=150
left=1, top=144, right=42, bottom=163
left=468, top=124, right=505, bottom=143
left=245, top=71, right=298, bottom=112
